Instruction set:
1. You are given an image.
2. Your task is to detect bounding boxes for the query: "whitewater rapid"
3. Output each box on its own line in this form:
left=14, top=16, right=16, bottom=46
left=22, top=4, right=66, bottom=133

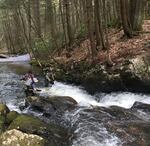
left=39, top=81, right=150, bottom=109
left=38, top=82, right=149, bottom=146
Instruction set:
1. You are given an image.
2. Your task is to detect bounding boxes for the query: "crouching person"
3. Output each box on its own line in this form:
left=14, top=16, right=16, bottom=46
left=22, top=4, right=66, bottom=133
left=22, top=70, right=38, bottom=96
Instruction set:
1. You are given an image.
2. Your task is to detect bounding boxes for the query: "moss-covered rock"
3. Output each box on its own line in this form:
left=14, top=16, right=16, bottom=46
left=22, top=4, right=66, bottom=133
left=8, top=114, right=69, bottom=146
left=0, top=129, right=46, bottom=146
left=8, top=115, right=50, bottom=136
left=0, top=104, right=9, bottom=116
left=0, top=116, right=6, bottom=134
left=6, top=111, right=19, bottom=125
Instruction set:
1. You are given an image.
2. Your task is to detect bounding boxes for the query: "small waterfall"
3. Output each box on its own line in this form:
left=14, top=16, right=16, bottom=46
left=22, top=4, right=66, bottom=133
left=39, top=82, right=150, bottom=108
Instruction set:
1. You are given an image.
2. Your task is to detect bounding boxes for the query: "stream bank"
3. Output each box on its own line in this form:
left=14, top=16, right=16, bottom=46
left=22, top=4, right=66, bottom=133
left=35, top=52, right=150, bottom=94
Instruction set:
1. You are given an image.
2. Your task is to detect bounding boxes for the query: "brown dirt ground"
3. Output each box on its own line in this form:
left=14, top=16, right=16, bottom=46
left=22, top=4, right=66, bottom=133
left=55, top=20, right=150, bottom=65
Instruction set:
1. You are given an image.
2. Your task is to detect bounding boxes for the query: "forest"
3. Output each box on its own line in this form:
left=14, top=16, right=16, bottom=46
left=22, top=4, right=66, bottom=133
left=0, top=0, right=150, bottom=146
left=0, top=0, right=149, bottom=61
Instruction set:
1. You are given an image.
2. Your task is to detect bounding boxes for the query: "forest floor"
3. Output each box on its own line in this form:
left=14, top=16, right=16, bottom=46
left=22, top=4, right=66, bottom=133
left=55, top=20, right=150, bottom=66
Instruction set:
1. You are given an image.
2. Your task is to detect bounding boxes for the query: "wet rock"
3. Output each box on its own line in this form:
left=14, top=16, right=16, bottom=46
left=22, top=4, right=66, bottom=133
left=107, top=121, right=150, bottom=146
left=8, top=114, right=70, bottom=146
left=131, top=101, right=150, bottom=112
left=82, top=65, right=125, bottom=93
left=131, top=101, right=150, bottom=120
left=104, top=106, right=140, bottom=120
left=95, top=105, right=150, bottom=146
left=125, top=122, right=150, bottom=146
left=26, top=95, right=77, bottom=116
left=0, top=129, right=46, bottom=146
left=73, top=106, right=150, bottom=146
left=0, top=104, right=10, bottom=116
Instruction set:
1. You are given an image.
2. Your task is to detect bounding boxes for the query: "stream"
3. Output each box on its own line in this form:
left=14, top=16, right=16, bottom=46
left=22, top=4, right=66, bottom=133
left=0, top=62, right=150, bottom=146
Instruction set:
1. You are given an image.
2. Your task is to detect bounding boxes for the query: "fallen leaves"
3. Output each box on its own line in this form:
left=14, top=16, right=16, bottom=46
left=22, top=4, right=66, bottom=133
left=55, top=20, right=150, bottom=65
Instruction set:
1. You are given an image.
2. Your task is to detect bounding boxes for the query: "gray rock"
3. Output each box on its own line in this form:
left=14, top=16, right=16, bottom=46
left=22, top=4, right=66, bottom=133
left=0, top=129, right=46, bottom=146
left=26, top=95, right=77, bottom=116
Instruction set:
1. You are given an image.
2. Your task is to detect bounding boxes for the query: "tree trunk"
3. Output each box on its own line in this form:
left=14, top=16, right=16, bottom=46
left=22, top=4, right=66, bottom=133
left=86, top=0, right=97, bottom=59
left=32, top=0, right=41, bottom=38
left=64, top=0, right=73, bottom=48
left=120, top=0, right=133, bottom=37
left=130, top=0, right=145, bottom=31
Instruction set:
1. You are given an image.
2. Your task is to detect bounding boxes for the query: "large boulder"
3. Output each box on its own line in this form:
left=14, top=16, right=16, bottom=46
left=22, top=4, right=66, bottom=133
left=8, top=114, right=70, bottom=146
left=6, top=111, right=19, bottom=125
left=26, top=95, right=77, bottom=116
left=0, top=129, right=46, bottom=146
left=120, top=54, right=150, bottom=93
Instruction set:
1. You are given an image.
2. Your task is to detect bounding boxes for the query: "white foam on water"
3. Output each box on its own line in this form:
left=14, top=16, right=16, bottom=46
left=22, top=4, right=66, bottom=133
left=72, top=135, right=121, bottom=146
left=39, top=82, right=103, bottom=107
left=39, top=82, right=150, bottom=109
left=7, top=102, right=22, bottom=113
left=98, top=92, right=150, bottom=108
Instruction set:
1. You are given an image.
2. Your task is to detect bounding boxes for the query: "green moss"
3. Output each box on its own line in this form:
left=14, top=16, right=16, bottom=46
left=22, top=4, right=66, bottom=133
left=8, top=114, right=69, bottom=145
left=6, top=111, right=19, bottom=124
left=30, top=59, right=51, bottom=67
left=8, top=115, right=47, bottom=135
left=0, top=116, right=6, bottom=133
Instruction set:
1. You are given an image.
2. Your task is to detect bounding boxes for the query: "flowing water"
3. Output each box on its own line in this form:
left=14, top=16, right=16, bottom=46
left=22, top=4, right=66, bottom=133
left=0, top=62, right=150, bottom=146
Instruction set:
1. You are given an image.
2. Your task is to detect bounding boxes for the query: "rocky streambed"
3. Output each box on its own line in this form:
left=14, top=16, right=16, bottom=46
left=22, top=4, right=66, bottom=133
left=0, top=62, right=150, bottom=146
left=25, top=90, right=150, bottom=146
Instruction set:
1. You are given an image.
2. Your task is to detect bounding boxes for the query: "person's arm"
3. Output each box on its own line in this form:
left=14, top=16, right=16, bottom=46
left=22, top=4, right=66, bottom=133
left=46, top=73, right=51, bottom=82
left=21, top=74, right=27, bottom=81
left=30, top=74, right=35, bottom=83
left=51, top=73, right=55, bottom=81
